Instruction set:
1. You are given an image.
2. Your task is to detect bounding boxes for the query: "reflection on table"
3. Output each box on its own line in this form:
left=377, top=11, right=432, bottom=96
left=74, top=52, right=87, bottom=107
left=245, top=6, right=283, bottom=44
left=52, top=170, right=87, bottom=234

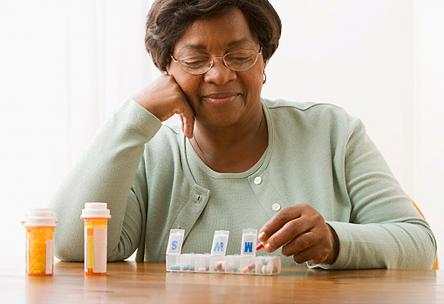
left=1, top=261, right=443, bottom=303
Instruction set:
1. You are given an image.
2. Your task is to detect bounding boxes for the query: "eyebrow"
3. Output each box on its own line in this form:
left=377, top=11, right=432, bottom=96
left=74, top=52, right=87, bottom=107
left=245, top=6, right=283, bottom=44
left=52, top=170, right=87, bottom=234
left=177, top=38, right=256, bottom=52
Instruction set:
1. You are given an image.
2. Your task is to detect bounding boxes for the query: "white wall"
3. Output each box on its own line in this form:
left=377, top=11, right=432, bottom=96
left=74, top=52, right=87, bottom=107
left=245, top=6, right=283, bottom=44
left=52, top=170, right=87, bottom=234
left=0, top=0, right=153, bottom=261
left=0, top=0, right=442, bottom=263
left=412, top=0, right=444, bottom=264
left=264, top=0, right=443, bottom=259
left=265, top=0, right=415, bottom=192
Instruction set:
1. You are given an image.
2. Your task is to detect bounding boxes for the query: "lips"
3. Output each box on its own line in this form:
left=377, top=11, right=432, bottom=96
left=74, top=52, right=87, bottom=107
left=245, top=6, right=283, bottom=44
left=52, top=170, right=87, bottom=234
left=201, top=92, right=242, bottom=106
left=202, top=92, right=240, bottom=99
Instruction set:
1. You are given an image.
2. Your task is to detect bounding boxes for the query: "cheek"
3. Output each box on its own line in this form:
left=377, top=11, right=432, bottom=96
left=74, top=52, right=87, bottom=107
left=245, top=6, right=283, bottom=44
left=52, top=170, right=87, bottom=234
left=170, top=68, right=201, bottom=101
left=244, top=61, right=264, bottom=94
left=243, top=71, right=263, bottom=96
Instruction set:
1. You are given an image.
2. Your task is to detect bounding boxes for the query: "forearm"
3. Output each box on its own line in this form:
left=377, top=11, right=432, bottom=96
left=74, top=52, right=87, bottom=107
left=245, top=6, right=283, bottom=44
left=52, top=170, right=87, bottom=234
left=324, top=220, right=437, bottom=269
left=50, top=99, right=161, bottom=261
left=330, top=117, right=437, bottom=269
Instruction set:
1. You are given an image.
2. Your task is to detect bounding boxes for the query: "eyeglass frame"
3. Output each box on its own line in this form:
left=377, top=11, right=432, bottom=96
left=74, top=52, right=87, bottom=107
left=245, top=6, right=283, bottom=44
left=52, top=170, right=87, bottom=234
left=170, top=46, right=263, bottom=75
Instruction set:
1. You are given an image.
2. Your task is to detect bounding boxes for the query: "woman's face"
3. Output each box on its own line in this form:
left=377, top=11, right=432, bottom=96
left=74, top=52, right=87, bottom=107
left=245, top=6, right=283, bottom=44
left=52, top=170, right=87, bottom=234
left=168, top=8, right=265, bottom=129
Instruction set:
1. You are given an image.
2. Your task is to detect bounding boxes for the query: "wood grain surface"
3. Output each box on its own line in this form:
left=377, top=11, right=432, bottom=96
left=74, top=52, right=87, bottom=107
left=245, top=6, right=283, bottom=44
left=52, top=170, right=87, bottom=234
left=1, top=261, right=443, bottom=303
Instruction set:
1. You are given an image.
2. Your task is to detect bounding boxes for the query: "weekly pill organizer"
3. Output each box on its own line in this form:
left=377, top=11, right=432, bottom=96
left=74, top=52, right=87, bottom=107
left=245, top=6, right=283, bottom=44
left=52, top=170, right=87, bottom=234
left=165, top=228, right=281, bottom=275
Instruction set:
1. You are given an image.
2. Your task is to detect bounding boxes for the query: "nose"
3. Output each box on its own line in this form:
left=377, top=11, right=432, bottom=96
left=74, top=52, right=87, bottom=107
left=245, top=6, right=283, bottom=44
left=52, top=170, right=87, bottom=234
left=203, top=58, right=237, bottom=85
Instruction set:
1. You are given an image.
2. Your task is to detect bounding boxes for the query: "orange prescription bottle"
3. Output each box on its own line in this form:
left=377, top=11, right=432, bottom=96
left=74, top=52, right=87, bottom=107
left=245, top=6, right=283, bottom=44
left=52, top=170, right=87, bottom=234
left=23, top=208, right=57, bottom=276
left=80, top=202, right=111, bottom=275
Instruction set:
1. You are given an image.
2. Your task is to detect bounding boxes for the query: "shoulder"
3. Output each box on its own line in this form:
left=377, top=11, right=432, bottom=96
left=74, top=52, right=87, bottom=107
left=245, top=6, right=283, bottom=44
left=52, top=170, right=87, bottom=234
left=143, top=120, right=183, bottom=162
left=262, top=98, right=358, bottom=134
left=263, top=98, right=350, bottom=118
left=148, top=120, right=182, bottom=145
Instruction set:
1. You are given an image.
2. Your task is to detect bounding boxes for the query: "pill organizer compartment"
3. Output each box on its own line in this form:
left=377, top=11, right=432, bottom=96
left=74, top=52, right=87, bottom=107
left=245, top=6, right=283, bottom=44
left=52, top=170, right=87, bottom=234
left=166, top=254, right=281, bottom=275
left=165, top=228, right=281, bottom=275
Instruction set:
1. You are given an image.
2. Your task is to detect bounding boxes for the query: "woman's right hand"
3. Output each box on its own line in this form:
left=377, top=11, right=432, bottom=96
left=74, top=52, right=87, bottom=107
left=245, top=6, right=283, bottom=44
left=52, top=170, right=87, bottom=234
left=133, top=75, right=195, bottom=138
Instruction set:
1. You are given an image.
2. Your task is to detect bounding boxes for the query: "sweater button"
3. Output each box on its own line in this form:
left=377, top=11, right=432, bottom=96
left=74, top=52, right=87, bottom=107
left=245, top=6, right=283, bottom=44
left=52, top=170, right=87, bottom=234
left=253, top=176, right=262, bottom=185
left=271, top=203, right=281, bottom=211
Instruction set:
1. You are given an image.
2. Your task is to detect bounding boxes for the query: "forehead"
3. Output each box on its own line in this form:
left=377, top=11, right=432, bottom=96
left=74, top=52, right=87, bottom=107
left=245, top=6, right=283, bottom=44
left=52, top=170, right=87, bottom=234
left=174, top=8, right=258, bottom=53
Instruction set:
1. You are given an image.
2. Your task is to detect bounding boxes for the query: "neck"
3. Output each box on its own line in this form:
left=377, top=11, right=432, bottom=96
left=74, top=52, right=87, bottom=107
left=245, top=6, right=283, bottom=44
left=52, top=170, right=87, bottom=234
left=191, top=108, right=268, bottom=173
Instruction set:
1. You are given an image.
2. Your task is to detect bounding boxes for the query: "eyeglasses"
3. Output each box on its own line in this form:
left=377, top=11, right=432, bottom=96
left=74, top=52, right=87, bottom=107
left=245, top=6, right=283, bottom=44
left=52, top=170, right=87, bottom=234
left=170, top=46, right=262, bottom=75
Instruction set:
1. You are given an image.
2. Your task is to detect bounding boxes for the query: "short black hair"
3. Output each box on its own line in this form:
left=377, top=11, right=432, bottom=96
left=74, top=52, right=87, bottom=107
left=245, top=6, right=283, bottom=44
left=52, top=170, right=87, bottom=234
left=145, top=0, right=282, bottom=72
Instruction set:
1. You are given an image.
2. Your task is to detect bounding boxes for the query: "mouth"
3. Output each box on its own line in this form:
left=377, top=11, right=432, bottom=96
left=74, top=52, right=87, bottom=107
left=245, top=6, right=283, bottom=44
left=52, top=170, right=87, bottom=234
left=201, top=92, right=242, bottom=106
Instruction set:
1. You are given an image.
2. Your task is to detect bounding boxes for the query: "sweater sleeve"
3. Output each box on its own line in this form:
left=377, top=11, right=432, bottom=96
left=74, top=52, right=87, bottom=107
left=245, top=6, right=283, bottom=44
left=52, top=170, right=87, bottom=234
left=50, top=99, right=161, bottom=261
left=324, top=118, right=437, bottom=269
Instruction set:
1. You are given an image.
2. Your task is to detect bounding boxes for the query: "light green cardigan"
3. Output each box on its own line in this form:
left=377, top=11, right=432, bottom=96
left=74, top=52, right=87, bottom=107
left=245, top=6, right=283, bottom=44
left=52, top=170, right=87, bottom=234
left=51, top=98, right=436, bottom=269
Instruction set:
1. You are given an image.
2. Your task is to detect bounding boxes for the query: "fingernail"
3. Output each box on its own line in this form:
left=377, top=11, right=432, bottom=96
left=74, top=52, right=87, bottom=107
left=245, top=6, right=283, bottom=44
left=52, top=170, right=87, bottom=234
left=264, top=243, right=271, bottom=252
left=256, top=243, right=264, bottom=251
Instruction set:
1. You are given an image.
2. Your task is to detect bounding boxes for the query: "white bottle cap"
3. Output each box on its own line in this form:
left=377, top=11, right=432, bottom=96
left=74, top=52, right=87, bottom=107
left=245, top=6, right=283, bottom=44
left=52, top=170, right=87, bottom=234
left=23, top=208, right=57, bottom=227
left=80, top=202, right=111, bottom=219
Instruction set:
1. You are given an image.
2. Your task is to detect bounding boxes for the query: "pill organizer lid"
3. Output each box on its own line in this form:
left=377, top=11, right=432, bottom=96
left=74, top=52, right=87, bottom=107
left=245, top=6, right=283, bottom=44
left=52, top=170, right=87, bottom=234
left=23, top=208, right=57, bottom=227
left=81, top=202, right=111, bottom=219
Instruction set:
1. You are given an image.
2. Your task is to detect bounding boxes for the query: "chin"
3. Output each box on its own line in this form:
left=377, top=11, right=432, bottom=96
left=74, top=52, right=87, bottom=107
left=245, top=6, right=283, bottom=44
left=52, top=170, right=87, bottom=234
left=199, top=112, right=242, bottom=129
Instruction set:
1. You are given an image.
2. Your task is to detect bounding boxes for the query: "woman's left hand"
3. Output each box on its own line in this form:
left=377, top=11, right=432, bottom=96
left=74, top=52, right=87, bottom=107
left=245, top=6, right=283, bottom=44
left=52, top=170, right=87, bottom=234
left=258, top=204, right=339, bottom=265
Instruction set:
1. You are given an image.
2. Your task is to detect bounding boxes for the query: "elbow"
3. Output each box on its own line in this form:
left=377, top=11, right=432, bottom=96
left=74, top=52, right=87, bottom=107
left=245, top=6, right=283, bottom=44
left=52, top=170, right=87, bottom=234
left=53, top=229, right=84, bottom=262
left=108, top=239, right=136, bottom=262
left=412, top=245, right=437, bottom=270
left=423, top=228, right=438, bottom=269
left=55, top=247, right=83, bottom=262
left=406, top=226, right=437, bottom=270
left=420, top=224, right=438, bottom=269
left=107, top=231, right=139, bottom=262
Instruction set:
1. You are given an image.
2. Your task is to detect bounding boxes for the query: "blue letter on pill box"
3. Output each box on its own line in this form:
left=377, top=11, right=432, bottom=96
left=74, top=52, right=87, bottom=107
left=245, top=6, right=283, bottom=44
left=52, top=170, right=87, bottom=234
left=166, top=229, right=185, bottom=255
left=241, top=229, right=257, bottom=256
left=244, top=241, right=253, bottom=253
left=211, top=230, right=230, bottom=256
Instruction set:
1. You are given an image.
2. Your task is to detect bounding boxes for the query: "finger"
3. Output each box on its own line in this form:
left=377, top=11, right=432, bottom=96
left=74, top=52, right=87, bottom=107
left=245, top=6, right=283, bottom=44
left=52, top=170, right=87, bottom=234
left=259, top=205, right=305, bottom=243
left=281, top=231, right=316, bottom=257
left=179, top=115, right=184, bottom=133
left=182, top=109, right=194, bottom=138
left=188, top=114, right=195, bottom=138
left=176, top=101, right=194, bottom=138
left=293, top=243, right=330, bottom=264
left=292, top=246, right=317, bottom=264
left=264, top=217, right=315, bottom=253
left=167, top=74, right=195, bottom=138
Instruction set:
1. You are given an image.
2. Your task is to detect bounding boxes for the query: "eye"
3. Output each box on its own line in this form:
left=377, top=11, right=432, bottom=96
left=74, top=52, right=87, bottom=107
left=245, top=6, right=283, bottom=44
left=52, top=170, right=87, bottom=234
left=226, top=51, right=255, bottom=64
left=181, top=56, right=210, bottom=68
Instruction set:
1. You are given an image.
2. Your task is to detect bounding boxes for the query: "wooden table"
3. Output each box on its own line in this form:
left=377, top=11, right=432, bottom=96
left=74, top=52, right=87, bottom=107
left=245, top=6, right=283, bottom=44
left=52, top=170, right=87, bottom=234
left=2, top=261, right=443, bottom=303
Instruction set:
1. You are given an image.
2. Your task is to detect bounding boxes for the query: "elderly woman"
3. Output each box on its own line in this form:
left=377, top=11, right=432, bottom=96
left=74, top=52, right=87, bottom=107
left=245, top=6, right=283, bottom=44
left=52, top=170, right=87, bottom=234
left=51, top=0, right=436, bottom=269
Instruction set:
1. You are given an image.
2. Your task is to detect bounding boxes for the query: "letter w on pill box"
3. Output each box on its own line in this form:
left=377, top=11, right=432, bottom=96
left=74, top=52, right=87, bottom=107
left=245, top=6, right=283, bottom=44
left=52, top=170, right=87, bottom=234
left=165, top=228, right=281, bottom=275
left=241, top=228, right=258, bottom=256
